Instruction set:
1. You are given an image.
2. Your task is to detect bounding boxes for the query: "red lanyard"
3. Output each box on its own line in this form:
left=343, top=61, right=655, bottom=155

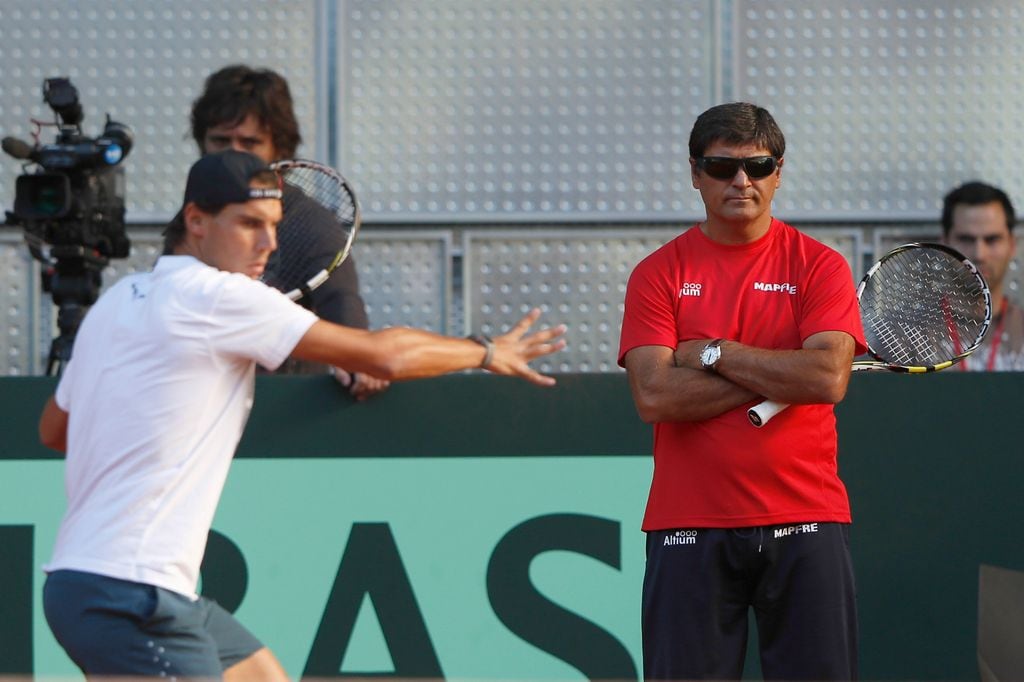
left=961, top=296, right=1007, bottom=371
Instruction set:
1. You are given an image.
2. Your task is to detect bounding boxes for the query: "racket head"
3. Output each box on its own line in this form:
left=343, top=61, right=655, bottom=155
left=263, top=159, right=361, bottom=301
left=855, top=242, right=991, bottom=372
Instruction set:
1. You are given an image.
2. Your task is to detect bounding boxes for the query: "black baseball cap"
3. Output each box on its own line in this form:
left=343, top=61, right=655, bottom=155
left=183, top=149, right=283, bottom=207
left=162, top=150, right=282, bottom=250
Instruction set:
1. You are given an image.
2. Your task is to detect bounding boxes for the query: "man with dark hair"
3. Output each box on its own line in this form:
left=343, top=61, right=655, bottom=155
left=189, top=64, right=387, bottom=398
left=190, top=65, right=302, bottom=160
left=40, top=150, right=565, bottom=681
left=941, top=181, right=1023, bottom=370
left=619, top=102, right=865, bottom=680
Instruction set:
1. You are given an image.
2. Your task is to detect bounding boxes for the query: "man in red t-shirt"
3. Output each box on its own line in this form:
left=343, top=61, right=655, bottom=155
left=619, top=102, right=866, bottom=681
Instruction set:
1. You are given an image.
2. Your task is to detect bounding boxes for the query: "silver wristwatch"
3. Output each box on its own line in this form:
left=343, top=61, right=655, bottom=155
left=699, top=339, right=724, bottom=372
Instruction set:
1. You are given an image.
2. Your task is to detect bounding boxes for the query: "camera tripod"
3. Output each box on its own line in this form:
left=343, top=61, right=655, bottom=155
left=44, top=247, right=107, bottom=376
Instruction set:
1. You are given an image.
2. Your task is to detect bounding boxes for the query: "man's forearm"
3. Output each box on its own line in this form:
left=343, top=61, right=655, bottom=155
left=624, top=346, right=759, bottom=423
left=677, top=335, right=854, bottom=406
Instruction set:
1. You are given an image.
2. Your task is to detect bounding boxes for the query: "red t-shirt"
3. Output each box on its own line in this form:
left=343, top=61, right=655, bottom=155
left=619, top=219, right=867, bottom=530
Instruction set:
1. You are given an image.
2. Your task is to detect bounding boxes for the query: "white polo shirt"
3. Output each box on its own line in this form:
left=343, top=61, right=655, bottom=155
left=45, top=255, right=318, bottom=598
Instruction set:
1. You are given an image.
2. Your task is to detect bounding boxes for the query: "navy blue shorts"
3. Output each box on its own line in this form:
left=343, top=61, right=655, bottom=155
left=43, top=569, right=263, bottom=678
left=642, top=523, right=858, bottom=681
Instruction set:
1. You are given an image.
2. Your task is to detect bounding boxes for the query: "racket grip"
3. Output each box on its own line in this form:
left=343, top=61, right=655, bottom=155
left=747, top=399, right=790, bottom=427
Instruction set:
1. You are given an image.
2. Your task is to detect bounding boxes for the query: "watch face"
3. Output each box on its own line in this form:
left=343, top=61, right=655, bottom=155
left=701, top=345, right=720, bottom=368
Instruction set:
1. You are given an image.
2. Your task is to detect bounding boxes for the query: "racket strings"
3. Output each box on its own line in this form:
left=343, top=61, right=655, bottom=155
left=860, top=248, right=989, bottom=367
left=262, top=163, right=358, bottom=297
left=283, top=166, right=358, bottom=223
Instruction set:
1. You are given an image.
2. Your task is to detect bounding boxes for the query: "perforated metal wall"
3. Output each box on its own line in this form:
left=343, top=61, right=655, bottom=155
left=353, top=231, right=452, bottom=333
left=0, top=234, right=39, bottom=375
left=3, top=1, right=1024, bottom=376
left=338, top=0, right=716, bottom=222
left=0, top=0, right=321, bottom=222
left=734, top=0, right=1024, bottom=220
left=463, top=229, right=677, bottom=372
left=872, top=226, right=944, bottom=258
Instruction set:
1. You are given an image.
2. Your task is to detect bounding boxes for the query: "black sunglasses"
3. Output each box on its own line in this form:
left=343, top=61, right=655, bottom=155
left=695, top=156, right=779, bottom=180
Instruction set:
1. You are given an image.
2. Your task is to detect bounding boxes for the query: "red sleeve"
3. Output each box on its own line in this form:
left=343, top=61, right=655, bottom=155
left=618, top=248, right=679, bottom=366
left=799, top=248, right=868, bottom=355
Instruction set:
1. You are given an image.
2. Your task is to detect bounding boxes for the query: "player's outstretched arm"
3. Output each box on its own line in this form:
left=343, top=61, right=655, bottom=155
left=292, top=308, right=567, bottom=386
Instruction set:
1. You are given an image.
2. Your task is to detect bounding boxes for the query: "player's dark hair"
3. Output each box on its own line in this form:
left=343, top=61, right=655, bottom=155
left=688, top=102, right=786, bottom=160
left=941, top=181, right=1016, bottom=237
left=162, top=169, right=281, bottom=254
left=190, top=64, right=302, bottom=160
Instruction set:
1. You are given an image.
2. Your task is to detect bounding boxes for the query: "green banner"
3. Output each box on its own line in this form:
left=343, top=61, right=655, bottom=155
left=4, top=372, right=1024, bottom=680
left=1, top=457, right=651, bottom=680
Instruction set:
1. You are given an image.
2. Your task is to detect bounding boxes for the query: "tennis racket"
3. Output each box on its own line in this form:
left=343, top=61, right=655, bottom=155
left=262, top=159, right=361, bottom=301
left=748, top=242, right=991, bottom=427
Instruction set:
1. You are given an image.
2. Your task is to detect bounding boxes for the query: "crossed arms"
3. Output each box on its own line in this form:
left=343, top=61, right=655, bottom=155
left=622, top=331, right=856, bottom=423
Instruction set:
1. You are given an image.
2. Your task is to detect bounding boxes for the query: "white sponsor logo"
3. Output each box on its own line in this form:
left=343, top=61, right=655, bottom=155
left=773, top=522, right=819, bottom=539
left=753, top=281, right=798, bottom=294
left=678, top=282, right=703, bottom=298
left=663, top=530, right=697, bottom=546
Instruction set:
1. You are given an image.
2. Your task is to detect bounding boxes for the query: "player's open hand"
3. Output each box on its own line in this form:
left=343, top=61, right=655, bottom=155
left=487, top=308, right=567, bottom=386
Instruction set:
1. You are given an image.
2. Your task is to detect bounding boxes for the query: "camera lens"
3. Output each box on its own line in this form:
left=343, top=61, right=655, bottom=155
left=15, top=174, right=71, bottom=219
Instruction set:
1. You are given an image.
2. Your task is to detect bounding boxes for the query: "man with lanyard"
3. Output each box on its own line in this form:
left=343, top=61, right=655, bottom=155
left=941, top=181, right=1024, bottom=371
left=619, top=102, right=866, bottom=680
